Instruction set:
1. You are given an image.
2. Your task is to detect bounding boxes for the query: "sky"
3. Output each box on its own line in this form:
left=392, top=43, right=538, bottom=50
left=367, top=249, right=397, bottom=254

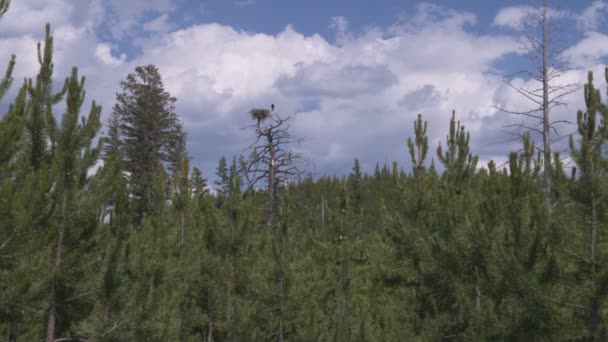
left=2, top=0, right=608, bottom=181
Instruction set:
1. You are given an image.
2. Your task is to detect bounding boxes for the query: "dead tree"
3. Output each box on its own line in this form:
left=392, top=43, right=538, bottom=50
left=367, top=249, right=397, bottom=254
left=495, top=0, right=579, bottom=214
left=246, top=106, right=305, bottom=231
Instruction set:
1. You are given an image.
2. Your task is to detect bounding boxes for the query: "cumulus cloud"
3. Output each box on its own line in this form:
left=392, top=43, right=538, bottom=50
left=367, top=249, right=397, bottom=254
left=566, top=31, right=608, bottom=67
left=493, top=5, right=531, bottom=29
left=95, top=43, right=127, bottom=66
left=0, top=0, right=75, bottom=35
left=0, top=1, right=604, bottom=178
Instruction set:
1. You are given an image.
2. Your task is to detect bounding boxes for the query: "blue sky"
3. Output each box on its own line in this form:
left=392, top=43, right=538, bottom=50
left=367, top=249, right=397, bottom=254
left=2, top=0, right=608, bottom=182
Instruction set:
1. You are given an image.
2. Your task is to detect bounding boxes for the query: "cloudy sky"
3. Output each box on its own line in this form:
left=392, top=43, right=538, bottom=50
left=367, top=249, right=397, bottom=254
left=1, top=0, right=608, bottom=181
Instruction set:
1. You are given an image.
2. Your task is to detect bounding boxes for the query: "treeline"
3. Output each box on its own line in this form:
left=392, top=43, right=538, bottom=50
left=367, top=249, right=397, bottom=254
left=2, top=22, right=608, bottom=342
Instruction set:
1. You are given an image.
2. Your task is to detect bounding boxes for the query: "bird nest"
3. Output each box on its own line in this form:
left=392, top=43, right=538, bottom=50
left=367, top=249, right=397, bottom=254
left=250, top=108, right=271, bottom=121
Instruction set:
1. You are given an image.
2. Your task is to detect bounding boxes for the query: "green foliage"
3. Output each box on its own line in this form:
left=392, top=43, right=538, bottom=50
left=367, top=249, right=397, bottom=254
left=108, top=64, right=184, bottom=221
left=4, top=19, right=608, bottom=342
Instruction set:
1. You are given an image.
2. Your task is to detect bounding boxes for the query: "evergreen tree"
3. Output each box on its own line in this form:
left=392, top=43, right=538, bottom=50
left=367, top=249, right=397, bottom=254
left=45, top=67, right=102, bottom=342
left=108, top=65, right=184, bottom=222
left=553, top=70, right=608, bottom=340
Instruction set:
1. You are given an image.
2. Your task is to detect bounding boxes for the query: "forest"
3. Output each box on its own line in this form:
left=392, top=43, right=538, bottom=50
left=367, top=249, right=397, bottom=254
left=2, top=1, right=608, bottom=341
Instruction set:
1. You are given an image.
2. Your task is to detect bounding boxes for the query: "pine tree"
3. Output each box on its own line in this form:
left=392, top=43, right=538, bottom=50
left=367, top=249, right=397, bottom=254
left=45, top=67, right=102, bottom=342
left=24, top=24, right=68, bottom=171
left=108, top=65, right=184, bottom=222
left=407, top=113, right=428, bottom=218
left=555, top=70, right=608, bottom=340
left=0, top=80, right=32, bottom=342
left=1, top=24, right=73, bottom=342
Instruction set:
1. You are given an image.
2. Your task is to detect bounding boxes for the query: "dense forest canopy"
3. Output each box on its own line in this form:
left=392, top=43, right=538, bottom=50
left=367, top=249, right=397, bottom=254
left=2, top=1, right=608, bottom=341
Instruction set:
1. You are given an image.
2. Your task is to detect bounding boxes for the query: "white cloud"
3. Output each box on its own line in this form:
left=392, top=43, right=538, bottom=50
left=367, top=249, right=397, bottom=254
left=493, top=6, right=531, bottom=29
left=132, top=14, right=518, bottom=172
left=0, top=1, right=602, bottom=178
left=95, top=43, right=126, bottom=66
left=494, top=5, right=570, bottom=30
left=0, top=0, right=75, bottom=35
left=577, top=0, right=608, bottom=32
left=566, top=32, right=608, bottom=67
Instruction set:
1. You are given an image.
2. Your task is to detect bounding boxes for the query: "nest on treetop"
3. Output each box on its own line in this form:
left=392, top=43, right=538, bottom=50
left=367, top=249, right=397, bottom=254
left=250, top=108, right=271, bottom=121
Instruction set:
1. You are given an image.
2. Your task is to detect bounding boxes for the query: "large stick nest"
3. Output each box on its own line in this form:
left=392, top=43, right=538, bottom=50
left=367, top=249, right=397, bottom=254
left=250, top=108, right=271, bottom=121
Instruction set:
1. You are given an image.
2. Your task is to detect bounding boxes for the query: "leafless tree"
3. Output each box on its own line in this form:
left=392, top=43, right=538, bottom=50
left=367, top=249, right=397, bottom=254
left=495, top=0, right=580, bottom=214
left=246, top=106, right=306, bottom=231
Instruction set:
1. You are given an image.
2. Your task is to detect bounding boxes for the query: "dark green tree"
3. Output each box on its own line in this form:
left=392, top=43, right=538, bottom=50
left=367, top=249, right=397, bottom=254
left=108, top=65, right=184, bottom=222
left=45, top=67, right=102, bottom=342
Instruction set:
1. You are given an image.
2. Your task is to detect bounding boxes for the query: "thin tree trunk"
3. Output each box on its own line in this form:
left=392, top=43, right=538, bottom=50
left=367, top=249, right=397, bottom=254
left=207, top=320, right=214, bottom=342
left=46, top=189, right=68, bottom=342
left=542, top=0, right=552, bottom=215
left=268, top=134, right=277, bottom=231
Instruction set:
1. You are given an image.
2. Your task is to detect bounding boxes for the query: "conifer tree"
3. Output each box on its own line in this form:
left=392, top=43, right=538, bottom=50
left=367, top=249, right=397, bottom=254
left=556, top=70, right=608, bottom=340
left=407, top=113, right=428, bottom=217
left=77, top=133, right=133, bottom=340
left=24, top=24, right=68, bottom=171
left=1, top=23, right=74, bottom=342
left=45, top=67, right=102, bottom=342
left=108, top=65, right=184, bottom=222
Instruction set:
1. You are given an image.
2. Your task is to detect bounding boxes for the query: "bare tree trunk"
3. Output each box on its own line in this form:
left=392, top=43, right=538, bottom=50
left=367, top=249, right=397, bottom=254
left=46, top=190, right=68, bottom=342
left=207, top=321, right=214, bottom=342
left=542, top=0, right=552, bottom=215
left=267, top=134, right=277, bottom=231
